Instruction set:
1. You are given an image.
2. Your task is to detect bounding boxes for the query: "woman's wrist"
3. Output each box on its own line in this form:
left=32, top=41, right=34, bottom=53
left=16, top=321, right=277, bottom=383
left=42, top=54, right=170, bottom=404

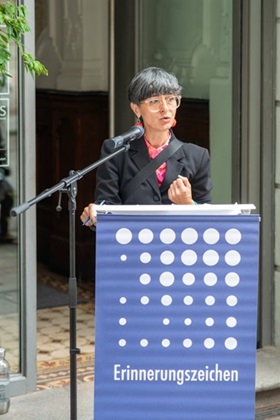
left=184, top=197, right=196, bottom=205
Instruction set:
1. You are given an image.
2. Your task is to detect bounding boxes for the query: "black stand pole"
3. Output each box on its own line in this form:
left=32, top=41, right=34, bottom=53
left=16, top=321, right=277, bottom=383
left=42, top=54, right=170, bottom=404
left=11, top=143, right=131, bottom=420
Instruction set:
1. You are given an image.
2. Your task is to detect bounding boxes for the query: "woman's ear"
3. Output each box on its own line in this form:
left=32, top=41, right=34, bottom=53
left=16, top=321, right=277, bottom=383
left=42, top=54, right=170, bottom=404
left=130, top=102, right=140, bottom=118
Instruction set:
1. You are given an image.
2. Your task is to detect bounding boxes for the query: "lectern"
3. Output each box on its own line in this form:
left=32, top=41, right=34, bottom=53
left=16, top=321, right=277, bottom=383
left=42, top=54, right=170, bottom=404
left=94, top=204, right=259, bottom=420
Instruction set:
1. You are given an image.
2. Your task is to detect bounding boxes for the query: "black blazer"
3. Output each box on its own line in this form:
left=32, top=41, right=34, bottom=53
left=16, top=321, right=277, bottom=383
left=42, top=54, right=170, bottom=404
left=95, top=131, right=213, bottom=205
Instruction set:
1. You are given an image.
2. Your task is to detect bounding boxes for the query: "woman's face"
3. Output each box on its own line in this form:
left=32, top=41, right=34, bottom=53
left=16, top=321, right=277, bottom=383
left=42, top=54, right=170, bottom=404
left=130, top=94, right=181, bottom=133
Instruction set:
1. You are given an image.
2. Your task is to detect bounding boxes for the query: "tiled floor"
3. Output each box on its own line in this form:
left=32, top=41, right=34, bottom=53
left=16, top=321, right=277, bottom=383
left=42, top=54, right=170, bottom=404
left=36, top=263, right=95, bottom=360
left=0, top=241, right=95, bottom=390
left=36, top=263, right=95, bottom=390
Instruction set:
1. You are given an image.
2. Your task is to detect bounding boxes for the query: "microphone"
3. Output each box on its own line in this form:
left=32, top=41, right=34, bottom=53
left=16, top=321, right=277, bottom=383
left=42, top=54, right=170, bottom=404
left=110, top=125, right=144, bottom=149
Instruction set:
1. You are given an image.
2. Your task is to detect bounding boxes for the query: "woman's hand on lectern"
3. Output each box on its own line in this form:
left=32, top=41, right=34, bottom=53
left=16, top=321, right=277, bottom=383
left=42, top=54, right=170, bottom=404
left=80, top=203, right=97, bottom=227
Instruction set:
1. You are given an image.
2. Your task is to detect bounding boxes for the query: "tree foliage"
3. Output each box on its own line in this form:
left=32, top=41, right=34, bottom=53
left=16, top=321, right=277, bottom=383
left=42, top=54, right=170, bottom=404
left=0, top=1, right=48, bottom=80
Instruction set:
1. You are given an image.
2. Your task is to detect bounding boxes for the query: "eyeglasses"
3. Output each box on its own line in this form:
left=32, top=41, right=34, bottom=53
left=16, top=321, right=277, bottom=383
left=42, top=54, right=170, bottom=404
left=141, top=95, right=181, bottom=112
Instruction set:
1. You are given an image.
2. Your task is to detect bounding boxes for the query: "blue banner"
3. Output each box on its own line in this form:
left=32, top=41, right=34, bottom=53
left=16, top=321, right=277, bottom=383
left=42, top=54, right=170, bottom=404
left=94, top=214, right=260, bottom=419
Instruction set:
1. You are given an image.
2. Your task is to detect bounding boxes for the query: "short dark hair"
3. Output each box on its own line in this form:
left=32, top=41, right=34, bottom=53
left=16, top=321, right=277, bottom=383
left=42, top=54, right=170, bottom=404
left=128, top=67, right=182, bottom=104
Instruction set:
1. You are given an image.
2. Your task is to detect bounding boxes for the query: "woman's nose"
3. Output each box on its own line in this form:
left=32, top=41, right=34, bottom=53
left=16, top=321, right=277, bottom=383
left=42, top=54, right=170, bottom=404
left=159, top=98, right=169, bottom=111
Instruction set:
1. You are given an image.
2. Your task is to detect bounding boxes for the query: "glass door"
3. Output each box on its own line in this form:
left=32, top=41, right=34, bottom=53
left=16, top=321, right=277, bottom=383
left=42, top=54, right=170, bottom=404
left=114, top=0, right=233, bottom=204
left=0, top=0, right=37, bottom=395
left=0, top=23, right=20, bottom=379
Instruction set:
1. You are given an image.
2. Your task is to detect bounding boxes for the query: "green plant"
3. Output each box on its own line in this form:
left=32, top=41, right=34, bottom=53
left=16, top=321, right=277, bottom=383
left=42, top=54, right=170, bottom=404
left=0, top=0, right=48, bottom=81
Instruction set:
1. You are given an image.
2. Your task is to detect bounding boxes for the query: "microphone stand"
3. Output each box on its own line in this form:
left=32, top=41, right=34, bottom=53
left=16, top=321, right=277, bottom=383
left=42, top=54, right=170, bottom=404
left=11, top=142, right=132, bottom=420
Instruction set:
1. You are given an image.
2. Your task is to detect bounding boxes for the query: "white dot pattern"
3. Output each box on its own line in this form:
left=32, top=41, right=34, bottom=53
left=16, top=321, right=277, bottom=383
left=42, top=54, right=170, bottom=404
left=111, top=222, right=247, bottom=351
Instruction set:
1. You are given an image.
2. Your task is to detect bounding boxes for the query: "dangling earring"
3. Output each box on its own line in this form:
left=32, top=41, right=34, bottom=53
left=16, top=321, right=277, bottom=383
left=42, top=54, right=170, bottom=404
left=135, top=116, right=144, bottom=128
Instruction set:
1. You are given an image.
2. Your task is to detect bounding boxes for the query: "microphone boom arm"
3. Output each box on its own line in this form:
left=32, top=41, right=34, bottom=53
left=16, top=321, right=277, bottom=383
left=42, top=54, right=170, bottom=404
left=11, top=143, right=130, bottom=216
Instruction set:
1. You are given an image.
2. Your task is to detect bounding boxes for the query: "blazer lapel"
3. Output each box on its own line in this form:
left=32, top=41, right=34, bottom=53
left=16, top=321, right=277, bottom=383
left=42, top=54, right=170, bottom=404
left=160, top=143, right=185, bottom=192
left=128, top=137, right=150, bottom=169
left=129, top=137, right=160, bottom=194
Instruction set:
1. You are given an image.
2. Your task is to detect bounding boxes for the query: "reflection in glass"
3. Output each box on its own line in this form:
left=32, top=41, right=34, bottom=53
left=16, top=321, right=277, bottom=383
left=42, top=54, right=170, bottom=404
left=0, top=40, right=20, bottom=374
left=140, top=0, right=233, bottom=204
